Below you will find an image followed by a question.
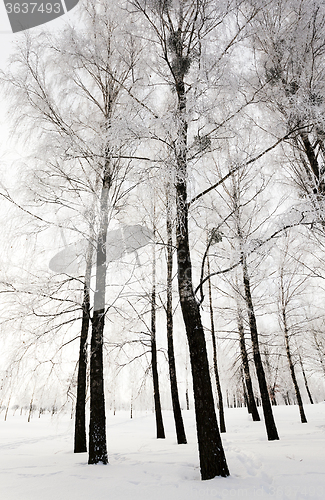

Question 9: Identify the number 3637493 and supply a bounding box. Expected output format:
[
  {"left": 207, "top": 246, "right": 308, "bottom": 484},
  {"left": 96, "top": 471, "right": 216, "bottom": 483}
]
[{"left": 5, "top": 3, "right": 62, "bottom": 14}]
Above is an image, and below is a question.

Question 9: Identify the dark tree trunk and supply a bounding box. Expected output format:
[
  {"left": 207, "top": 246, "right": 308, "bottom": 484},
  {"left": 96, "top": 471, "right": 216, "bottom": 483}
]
[
  {"left": 185, "top": 349, "right": 190, "bottom": 410},
  {"left": 88, "top": 164, "right": 110, "bottom": 465},
  {"left": 185, "top": 376, "right": 190, "bottom": 410},
  {"left": 151, "top": 232, "right": 165, "bottom": 439},
  {"left": 89, "top": 309, "right": 108, "bottom": 464},
  {"left": 282, "top": 308, "right": 307, "bottom": 423},
  {"left": 207, "top": 255, "right": 226, "bottom": 433},
  {"left": 299, "top": 352, "right": 314, "bottom": 404},
  {"left": 312, "top": 330, "right": 325, "bottom": 377},
  {"left": 263, "top": 348, "right": 278, "bottom": 406},
  {"left": 242, "top": 371, "right": 249, "bottom": 408},
  {"left": 74, "top": 247, "right": 93, "bottom": 453},
  {"left": 175, "top": 79, "right": 229, "bottom": 480},
  {"left": 242, "top": 256, "right": 279, "bottom": 441},
  {"left": 166, "top": 195, "right": 187, "bottom": 444},
  {"left": 236, "top": 304, "right": 260, "bottom": 421},
  {"left": 270, "top": 388, "right": 277, "bottom": 406},
  {"left": 299, "top": 132, "right": 321, "bottom": 183}
]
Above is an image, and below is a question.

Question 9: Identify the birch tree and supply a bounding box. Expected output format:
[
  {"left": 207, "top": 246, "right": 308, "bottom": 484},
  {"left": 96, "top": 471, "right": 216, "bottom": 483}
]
[
  {"left": 165, "top": 185, "right": 187, "bottom": 444},
  {"left": 276, "top": 233, "right": 316, "bottom": 422},
  {"left": 3, "top": 0, "right": 143, "bottom": 464},
  {"left": 128, "top": 0, "right": 259, "bottom": 479},
  {"left": 203, "top": 156, "right": 280, "bottom": 440}
]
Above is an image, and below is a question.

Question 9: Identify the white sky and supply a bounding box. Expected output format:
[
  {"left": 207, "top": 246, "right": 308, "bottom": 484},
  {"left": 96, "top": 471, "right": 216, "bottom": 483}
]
[{"left": 0, "top": 0, "right": 13, "bottom": 35}]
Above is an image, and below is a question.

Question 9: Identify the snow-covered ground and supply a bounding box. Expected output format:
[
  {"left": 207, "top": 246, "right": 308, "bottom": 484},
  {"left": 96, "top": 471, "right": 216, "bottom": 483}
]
[{"left": 0, "top": 403, "right": 324, "bottom": 500}]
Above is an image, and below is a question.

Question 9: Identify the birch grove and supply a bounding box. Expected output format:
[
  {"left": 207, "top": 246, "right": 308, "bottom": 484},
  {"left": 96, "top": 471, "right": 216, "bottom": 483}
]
[{"left": 0, "top": 0, "right": 325, "bottom": 483}]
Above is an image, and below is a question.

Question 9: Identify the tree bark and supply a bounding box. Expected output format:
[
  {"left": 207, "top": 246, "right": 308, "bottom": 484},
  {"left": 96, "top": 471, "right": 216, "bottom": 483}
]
[
  {"left": 236, "top": 304, "right": 260, "bottom": 421},
  {"left": 207, "top": 255, "right": 226, "bottom": 433},
  {"left": 74, "top": 245, "right": 93, "bottom": 453},
  {"left": 185, "top": 356, "right": 190, "bottom": 410},
  {"left": 166, "top": 194, "right": 187, "bottom": 444},
  {"left": 299, "top": 352, "right": 314, "bottom": 404},
  {"left": 175, "top": 78, "right": 229, "bottom": 479},
  {"left": 242, "top": 370, "right": 249, "bottom": 408},
  {"left": 88, "top": 162, "right": 110, "bottom": 465},
  {"left": 242, "top": 256, "right": 279, "bottom": 441},
  {"left": 299, "top": 132, "right": 321, "bottom": 184},
  {"left": 282, "top": 307, "right": 307, "bottom": 423},
  {"left": 312, "top": 330, "right": 325, "bottom": 377},
  {"left": 151, "top": 230, "right": 165, "bottom": 439},
  {"left": 263, "top": 347, "right": 278, "bottom": 406}
]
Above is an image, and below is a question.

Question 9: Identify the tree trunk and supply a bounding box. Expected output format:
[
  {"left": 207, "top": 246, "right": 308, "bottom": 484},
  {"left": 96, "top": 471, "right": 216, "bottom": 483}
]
[
  {"left": 282, "top": 308, "right": 307, "bottom": 423},
  {"left": 166, "top": 194, "right": 187, "bottom": 444},
  {"left": 299, "top": 352, "right": 314, "bottom": 404},
  {"left": 151, "top": 230, "right": 165, "bottom": 439},
  {"left": 312, "top": 330, "right": 325, "bottom": 377},
  {"left": 242, "top": 370, "right": 249, "bottom": 408},
  {"left": 88, "top": 164, "right": 110, "bottom": 465},
  {"left": 185, "top": 348, "right": 190, "bottom": 410},
  {"left": 236, "top": 304, "right": 260, "bottom": 421},
  {"left": 74, "top": 246, "right": 93, "bottom": 453},
  {"left": 175, "top": 79, "right": 229, "bottom": 480},
  {"left": 299, "top": 132, "right": 321, "bottom": 183},
  {"left": 207, "top": 255, "right": 226, "bottom": 433},
  {"left": 5, "top": 394, "right": 12, "bottom": 422},
  {"left": 242, "top": 256, "right": 279, "bottom": 441}
]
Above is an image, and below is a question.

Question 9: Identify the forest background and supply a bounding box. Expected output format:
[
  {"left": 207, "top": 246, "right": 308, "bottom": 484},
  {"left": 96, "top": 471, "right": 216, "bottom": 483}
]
[{"left": 0, "top": 0, "right": 324, "bottom": 482}]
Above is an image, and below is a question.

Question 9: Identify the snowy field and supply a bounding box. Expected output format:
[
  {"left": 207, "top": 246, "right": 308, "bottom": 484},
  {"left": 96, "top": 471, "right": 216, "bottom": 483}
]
[{"left": 0, "top": 404, "right": 324, "bottom": 500}]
